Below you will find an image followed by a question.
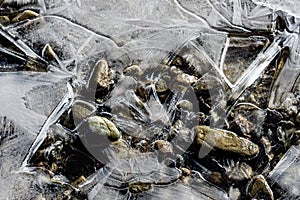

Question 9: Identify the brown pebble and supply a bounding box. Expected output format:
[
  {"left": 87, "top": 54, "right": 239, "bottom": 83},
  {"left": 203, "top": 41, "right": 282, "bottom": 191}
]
[
  {"left": 247, "top": 175, "right": 274, "bottom": 200},
  {"left": 123, "top": 64, "right": 143, "bottom": 76},
  {"left": 181, "top": 167, "right": 191, "bottom": 176},
  {"left": 155, "top": 79, "right": 168, "bottom": 93},
  {"left": 153, "top": 140, "right": 173, "bottom": 153},
  {"left": 176, "top": 100, "right": 194, "bottom": 112},
  {"left": 194, "top": 126, "right": 259, "bottom": 157},
  {"left": 129, "top": 182, "right": 152, "bottom": 193},
  {"left": 0, "top": 16, "right": 10, "bottom": 25},
  {"left": 42, "top": 44, "right": 56, "bottom": 60},
  {"left": 88, "top": 59, "right": 113, "bottom": 91},
  {"left": 12, "top": 10, "right": 39, "bottom": 23},
  {"left": 72, "top": 175, "right": 87, "bottom": 186}
]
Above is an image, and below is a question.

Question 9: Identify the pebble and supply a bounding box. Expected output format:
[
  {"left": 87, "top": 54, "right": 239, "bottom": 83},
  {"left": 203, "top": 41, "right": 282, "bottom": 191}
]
[
  {"left": 176, "top": 100, "right": 194, "bottom": 112},
  {"left": 247, "top": 175, "right": 274, "bottom": 200},
  {"left": 87, "top": 116, "right": 121, "bottom": 142},
  {"left": 194, "top": 126, "right": 259, "bottom": 157},
  {"left": 123, "top": 64, "right": 143, "bottom": 76},
  {"left": 153, "top": 140, "right": 173, "bottom": 153},
  {"left": 72, "top": 100, "right": 95, "bottom": 124},
  {"left": 0, "top": 16, "right": 10, "bottom": 25},
  {"left": 129, "top": 182, "right": 153, "bottom": 193},
  {"left": 11, "top": 10, "right": 39, "bottom": 23},
  {"left": 155, "top": 79, "right": 168, "bottom": 93},
  {"left": 88, "top": 60, "right": 113, "bottom": 91}
]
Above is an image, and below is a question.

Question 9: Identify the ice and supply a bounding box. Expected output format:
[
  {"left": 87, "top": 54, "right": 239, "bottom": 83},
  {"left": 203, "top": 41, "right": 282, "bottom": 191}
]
[
  {"left": 229, "top": 34, "right": 285, "bottom": 102},
  {"left": 269, "top": 32, "right": 300, "bottom": 109},
  {"left": 268, "top": 145, "right": 300, "bottom": 199},
  {"left": 176, "top": 0, "right": 275, "bottom": 32},
  {"left": 20, "top": 82, "right": 73, "bottom": 170},
  {"left": 87, "top": 149, "right": 181, "bottom": 199},
  {"left": 254, "top": 0, "right": 300, "bottom": 19},
  {"left": 0, "top": 115, "right": 45, "bottom": 199},
  {"left": 44, "top": 0, "right": 203, "bottom": 43},
  {"left": 1, "top": 0, "right": 300, "bottom": 199},
  {"left": 88, "top": 161, "right": 230, "bottom": 200},
  {"left": 0, "top": 72, "right": 70, "bottom": 132}
]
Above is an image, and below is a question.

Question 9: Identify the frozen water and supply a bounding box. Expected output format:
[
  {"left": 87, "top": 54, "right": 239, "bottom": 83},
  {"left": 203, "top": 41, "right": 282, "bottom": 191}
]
[
  {"left": 268, "top": 145, "right": 300, "bottom": 199},
  {"left": 254, "top": 0, "right": 300, "bottom": 19},
  {"left": 1, "top": 0, "right": 300, "bottom": 199}
]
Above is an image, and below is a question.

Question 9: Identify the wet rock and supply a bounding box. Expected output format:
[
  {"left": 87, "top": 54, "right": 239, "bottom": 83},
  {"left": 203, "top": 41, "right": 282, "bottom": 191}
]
[
  {"left": 205, "top": 171, "right": 224, "bottom": 187},
  {"left": 41, "top": 44, "right": 57, "bottom": 61},
  {"left": 153, "top": 140, "right": 173, "bottom": 154},
  {"left": 129, "top": 182, "right": 153, "bottom": 193},
  {"left": 123, "top": 64, "right": 143, "bottom": 76},
  {"left": 3, "top": 1, "right": 299, "bottom": 199},
  {"left": 11, "top": 10, "right": 39, "bottom": 23},
  {"left": 0, "top": 15, "right": 10, "bottom": 25},
  {"left": 72, "top": 175, "right": 87, "bottom": 186},
  {"left": 247, "top": 175, "right": 274, "bottom": 200},
  {"left": 175, "top": 73, "right": 197, "bottom": 86},
  {"left": 71, "top": 100, "right": 95, "bottom": 125},
  {"left": 176, "top": 100, "right": 193, "bottom": 112},
  {"left": 181, "top": 167, "right": 191, "bottom": 176},
  {"left": 155, "top": 79, "right": 168, "bottom": 93},
  {"left": 87, "top": 59, "right": 113, "bottom": 98},
  {"left": 87, "top": 116, "right": 121, "bottom": 142},
  {"left": 286, "top": 105, "right": 298, "bottom": 117},
  {"left": 194, "top": 126, "right": 259, "bottom": 157}
]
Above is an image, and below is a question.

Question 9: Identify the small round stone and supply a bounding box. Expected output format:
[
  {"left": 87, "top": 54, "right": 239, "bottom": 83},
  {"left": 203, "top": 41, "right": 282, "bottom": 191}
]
[
  {"left": 153, "top": 140, "right": 173, "bottom": 153},
  {"left": 155, "top": 79, "right": 168, "bottom": 93},
  {"left": 87, "top": 116, "right": 121, "bottom": 142},
  {"left": 123, "top": 64, "right": 143, "bottom": 76},
  {"left": 0, "top": 16, "right": 10, "bottom": 25},
  {"left": 176, "top": 100, "right": 194, "bottom": 112},
  {"left": 12, "top": 10, "right": 39, "bottom": 23}
]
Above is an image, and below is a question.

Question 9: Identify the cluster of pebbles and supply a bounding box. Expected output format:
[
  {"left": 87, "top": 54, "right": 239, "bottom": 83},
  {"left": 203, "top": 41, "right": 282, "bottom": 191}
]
[{"left": 25, "top": 52, "right": 299, "bottom": 199}]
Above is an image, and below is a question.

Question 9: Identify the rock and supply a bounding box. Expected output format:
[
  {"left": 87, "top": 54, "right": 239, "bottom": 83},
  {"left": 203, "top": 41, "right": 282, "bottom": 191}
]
[
  {"left": 71, "top": 100, "right": 95, "bottom": 126},
  {"left": 0, "top": 16, "right": 10, "bottom": 25},
  {"left": 87, "top": 116, "right": 121, "bottom": 142},
  {"left": 88, "top": 60, "right": 113, "bottom": 92},
  {"left": 123, "top": 64, "right": 143, "bottom": 76},
  {"left": 155, "top": 79, "right": 168, "bottom": 93},
  {"left": 194, "top": 126, "right": 259, "bottom": 157},
  {"left": 12, "top": 10, "right": 39, "bottom": 23},
  {"left": 176, "top": 100, "right": 193, "bottom": 112},
  {"left": 153, "top": 140, "right": 173, "bottom": 154},
  {"left": 129, "top": 182, "right": 153, "bottom": 193},
  {"left": 247, "top": 175, "right": 274, "bottom": 200}
]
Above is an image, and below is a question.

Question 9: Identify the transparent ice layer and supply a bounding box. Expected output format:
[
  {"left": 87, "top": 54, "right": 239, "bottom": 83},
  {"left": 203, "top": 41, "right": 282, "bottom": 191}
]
[
  {"left": 0, "top": 0, "right": 300, "bottom": 199},
  {"left": 268, "top": 145, "right": 300, "bottom": 199}
]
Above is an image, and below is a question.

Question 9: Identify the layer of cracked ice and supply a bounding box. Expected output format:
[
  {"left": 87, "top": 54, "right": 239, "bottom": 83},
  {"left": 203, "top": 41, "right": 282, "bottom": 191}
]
[{"left": 0, "top": 0, "right": 300, "bottom": 199}]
